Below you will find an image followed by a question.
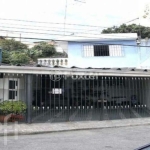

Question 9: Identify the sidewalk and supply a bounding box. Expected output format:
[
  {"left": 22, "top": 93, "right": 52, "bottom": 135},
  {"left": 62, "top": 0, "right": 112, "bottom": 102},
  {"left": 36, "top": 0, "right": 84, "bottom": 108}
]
[{"left": 1, "top": 118, "right": 150, "bottom": 136}]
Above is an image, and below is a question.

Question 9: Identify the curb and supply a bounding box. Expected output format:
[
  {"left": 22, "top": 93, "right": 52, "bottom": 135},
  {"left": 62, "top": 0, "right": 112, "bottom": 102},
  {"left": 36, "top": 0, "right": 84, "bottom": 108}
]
[{"left": 1, "top": 120, "right": 150, "bottom": 136}]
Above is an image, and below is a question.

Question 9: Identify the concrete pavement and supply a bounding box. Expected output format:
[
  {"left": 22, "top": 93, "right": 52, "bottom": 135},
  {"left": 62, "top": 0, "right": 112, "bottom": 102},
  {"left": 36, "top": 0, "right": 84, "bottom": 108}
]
[{"left": 1, "top": 118, "right": 150, "bottom": 136}]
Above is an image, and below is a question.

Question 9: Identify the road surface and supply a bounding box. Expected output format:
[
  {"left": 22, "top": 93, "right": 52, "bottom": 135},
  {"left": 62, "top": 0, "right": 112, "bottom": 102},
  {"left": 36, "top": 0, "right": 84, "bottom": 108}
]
[{"left": 0, "top": 125, "right": 150, "bottom": 150}]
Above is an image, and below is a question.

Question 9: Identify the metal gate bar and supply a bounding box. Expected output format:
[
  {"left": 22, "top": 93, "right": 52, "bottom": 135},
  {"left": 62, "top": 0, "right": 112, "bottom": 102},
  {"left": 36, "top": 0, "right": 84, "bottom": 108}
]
[{"left": 30, "top": 75, "right": 150, "bottom": 123}]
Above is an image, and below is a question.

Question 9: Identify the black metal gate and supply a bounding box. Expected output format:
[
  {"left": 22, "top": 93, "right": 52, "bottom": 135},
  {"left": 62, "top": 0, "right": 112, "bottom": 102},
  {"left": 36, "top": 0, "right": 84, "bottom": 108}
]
[{"left": 32, "top": 75, "right": 150, "bottom": 123}]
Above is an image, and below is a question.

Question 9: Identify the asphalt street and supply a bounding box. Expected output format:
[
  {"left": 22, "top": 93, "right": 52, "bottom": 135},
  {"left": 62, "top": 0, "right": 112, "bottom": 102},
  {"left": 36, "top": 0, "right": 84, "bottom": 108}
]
[{"left": 0, "top": 125, "right": 150, "bottom": 150}]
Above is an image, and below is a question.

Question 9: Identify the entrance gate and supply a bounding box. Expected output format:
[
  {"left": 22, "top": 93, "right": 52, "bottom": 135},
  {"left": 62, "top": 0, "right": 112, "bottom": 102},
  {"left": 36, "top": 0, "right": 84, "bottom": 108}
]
[{"left": 32, "top": 74, "right": 150, "bottom": 123}]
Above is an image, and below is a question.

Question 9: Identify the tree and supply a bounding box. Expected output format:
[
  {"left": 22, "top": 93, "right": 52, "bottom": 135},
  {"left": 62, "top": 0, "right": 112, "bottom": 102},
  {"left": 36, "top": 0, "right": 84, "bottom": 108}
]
[
  {"left": 2, "top": 50, "right": 10, "bottom": 64},
  {"left": 10, "top": 52, "right": 30, "bottom": 65},
  {"left": 0, "top": 39, "right": 29, "bottom": 64},
  {"left": 32, "top": 42, "right": 56, "bottom": 58},
  {"left": 102, "top": 24, "right": 150, "bottom": 38},
  {"left": 51, "top": 51, "right": 68, "bottom": 58},
  {"left": 0, "top": 39, "right": 67, "bottom": 65},
  {"left": 24, "top": 49, "right": 42, "bottom": 61},
  {"left": 0, "top": 39, "right": 30, "bottom": 65},
  {"left": 0, "top": 39, "right": 28, "bottom": 51}
]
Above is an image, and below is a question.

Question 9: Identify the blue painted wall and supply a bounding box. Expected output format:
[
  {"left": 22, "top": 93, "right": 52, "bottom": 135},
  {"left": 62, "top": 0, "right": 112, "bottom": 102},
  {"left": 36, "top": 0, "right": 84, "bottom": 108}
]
[
  {"left": 68, "top": 40, "right": 139, "bottom": 68},
  {"left": 139, "top": 40, "right": 150, "bottom": 63}
]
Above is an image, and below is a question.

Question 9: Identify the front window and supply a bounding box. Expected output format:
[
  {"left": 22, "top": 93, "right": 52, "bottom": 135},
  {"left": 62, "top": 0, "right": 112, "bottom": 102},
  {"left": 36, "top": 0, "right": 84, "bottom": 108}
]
[
  {"left": 83, "top": 45, "right": 124, "bottom": 57},
  {"left": 9, "top": 80, "right": 18, "bottom": 100}
]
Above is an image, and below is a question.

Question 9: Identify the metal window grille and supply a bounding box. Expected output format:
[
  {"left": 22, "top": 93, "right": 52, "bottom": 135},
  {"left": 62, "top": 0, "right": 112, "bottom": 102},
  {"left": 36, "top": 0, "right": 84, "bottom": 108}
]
[
  {"left": 83, "top": 45, "right": 124, "bottom": 57},
  {"left": 9, "top": 80, "right": 18, "bottom": 100}
]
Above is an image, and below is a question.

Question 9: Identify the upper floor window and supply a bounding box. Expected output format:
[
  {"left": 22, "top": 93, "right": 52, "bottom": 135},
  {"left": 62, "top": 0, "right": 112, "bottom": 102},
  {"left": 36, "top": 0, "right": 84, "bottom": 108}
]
[{"left": 83, "top": 45, "right": 124, "bottom": 57}]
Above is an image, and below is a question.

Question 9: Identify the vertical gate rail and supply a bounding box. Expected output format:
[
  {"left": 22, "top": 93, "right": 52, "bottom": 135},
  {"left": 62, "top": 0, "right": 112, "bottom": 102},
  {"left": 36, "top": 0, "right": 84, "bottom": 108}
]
[
  {"left": 30, "top": 74, "right": 150, "bottom": 123},
  {"left": 1, "top": 73, "right": 150, "bottom": 123}
]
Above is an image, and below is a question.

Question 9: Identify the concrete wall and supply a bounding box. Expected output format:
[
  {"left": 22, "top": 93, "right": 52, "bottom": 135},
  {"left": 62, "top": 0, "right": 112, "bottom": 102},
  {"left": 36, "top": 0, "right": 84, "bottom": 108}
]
[{"left": 68, "top": 40, "right": 139, "bottom": 68}]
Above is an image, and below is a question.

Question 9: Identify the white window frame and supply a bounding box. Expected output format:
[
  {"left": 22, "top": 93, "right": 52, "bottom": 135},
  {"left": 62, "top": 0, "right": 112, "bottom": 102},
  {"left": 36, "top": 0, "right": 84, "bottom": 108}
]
[
  {"left": 83, "top": 45, "right": 94, "bottom": 57},
  {"left": 109, "top": 45, "right": 123, "bottom": 56},
  {"left": 8, "top": 79, "right": 19, "bottom": 100}
]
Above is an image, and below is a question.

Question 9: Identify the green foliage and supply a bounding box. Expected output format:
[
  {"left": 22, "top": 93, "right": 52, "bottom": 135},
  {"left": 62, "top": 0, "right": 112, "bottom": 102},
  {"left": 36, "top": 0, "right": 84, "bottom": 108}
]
[
  {"left": 0, "top": 39, "right": 29, "bottom": 65},
  {"left": 32, "top": 42, "right": 56, "bottom": 58},
  {"left": 0, "top": 39, "right": 67, "bottom": 65},
  {"left": 2, "top": 50, "right": 10, "bottom": 64},
  {"left": 102, "top": 24, "right": 150, "bottom": 38},
  {"left": 52, "top": 52, "right": 68, "bottom": 58},
  {"left": 0, "top": 39, "right": 27, "bottom": 51},
  {"left": 10, "top": 52, "right": 30, "bottom": 65},
  {"left": 24, "top": 49, "right": 42, "bottom": 61},
  {"left": 0, "top": 100, "right": 27, "bottom": 114}
]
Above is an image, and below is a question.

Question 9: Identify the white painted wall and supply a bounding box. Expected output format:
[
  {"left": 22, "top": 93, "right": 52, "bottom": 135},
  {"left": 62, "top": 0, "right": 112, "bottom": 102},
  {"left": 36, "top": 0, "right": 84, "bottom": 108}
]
[{"left": 0, "top": 75, "right": 25, "bottom": 102}]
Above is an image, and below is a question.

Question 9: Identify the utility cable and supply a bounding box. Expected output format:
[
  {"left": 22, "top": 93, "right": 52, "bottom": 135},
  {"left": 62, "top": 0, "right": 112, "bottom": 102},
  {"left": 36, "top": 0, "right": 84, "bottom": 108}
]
[
  {"left": 0, "top": 22, "right": 104, "bottom": 32},
  {"left": 2, "top": 35, "right": 150, "bottom": 47},
  {"left": 0, "top": 25, "right": 114, "bottom": 36},
  {"left": 0, "top": 28, "right": 139, "bottom": 39},
  {"left": 0, "top": 18, "right": 109, "bottom": 28}
]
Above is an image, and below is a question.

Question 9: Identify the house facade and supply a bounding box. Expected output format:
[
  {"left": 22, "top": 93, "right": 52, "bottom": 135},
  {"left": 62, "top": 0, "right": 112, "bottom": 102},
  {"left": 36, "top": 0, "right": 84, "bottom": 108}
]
[
  {"left": 67, "top": 39, "right": 138, "bottom": 68},
  {"left": 1, "top": 34, "right": 150, "bottom": 123},
  {"left": 38, "top": 33, "right": 150, "bottom": 69},
  {"left": 0, "top": 66, "right": 150, "bottom": 123}
]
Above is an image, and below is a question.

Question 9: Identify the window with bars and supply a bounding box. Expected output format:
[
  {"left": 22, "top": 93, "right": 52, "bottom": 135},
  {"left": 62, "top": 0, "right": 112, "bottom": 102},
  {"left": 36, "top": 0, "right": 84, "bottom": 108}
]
[
  {"left": 9, "top": 91, "right": 17, "bottom": 99},
  {"left": 83, "top": 45, "right": 123, "bottom": 57},
  {"left": 9, "top": 80, "right": 18, "bottom": 100}
]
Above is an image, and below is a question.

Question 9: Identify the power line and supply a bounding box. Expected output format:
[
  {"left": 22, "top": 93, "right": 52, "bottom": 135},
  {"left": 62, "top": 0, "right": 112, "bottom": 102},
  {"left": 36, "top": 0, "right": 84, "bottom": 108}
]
[
  {"left": 0, "top": 25, "right": 106, "bottom": 36},
  {"left": 3, "top": 35, "right": 150, "bottom": 47},
  {"left": 0, "top": 25, "right": 138, "bottom": 38},
  {"left": 0, "top": 22, "right": 103, "bottom": 32},
  {"left": 0, "top": 28, "right": 104, "bottom": 38},
  {"left": 125, "top": 17, "right": 139, "bottom": 24},
  {"left": 0, "top": 28, "right": 138, "bottom": 39},
  {"left": 0, "top": 18, "right": 109, "bottom": 28},
  {"left": 115, "top": 17, "right": 139, "bottom": 27}
]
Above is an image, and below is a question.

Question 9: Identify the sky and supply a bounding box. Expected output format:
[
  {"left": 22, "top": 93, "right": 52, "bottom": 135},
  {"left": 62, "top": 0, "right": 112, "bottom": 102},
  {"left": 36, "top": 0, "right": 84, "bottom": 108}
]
[{"left": 0, "top": 0, "right": 149, "bottom": 43}]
